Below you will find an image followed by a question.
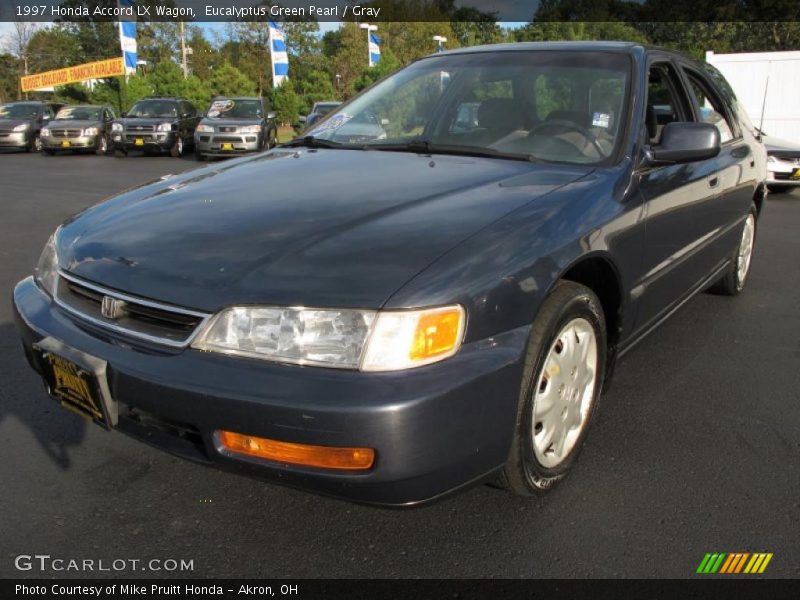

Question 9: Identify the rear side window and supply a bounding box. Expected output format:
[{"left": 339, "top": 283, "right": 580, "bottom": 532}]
[
  {"left": 683, "top": 69, "right": 737, "bottom": 143},
  {"left": 644, "top": 62, "right": 691, "bottom": 145}
]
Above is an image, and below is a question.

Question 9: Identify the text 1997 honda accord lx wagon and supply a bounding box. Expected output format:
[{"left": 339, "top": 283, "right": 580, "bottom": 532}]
[{"left": 14, "top": 43, "right": 766, "bottom": 506}]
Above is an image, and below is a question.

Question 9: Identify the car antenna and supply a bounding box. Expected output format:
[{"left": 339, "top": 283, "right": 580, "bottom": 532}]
[{"left": 757, "top": 62, "right": 770, "bottom": 141}]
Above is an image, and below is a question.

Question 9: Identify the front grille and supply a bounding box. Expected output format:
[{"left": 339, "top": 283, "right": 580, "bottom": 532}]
[
  {"left": 773, "top": 171, "right": 800, "bottom": 181},
  {"left": 127, "top": 125, "right": 156, "bottom": 132},
  {"left": 126, "top": 133, "right": 155, "bottom": 141},
  {"left": 770, "top": 152, "right": 800, "bottom": 163},
  {"left": 218, "top": 126, "right": 238, "bottom": 133},
  {"left": 213, "top": 136, "right": 242, "bottom": 143},
  {"left": 52, "top": 129, "right": 82, "bottom": 138},
  {"left": 54, "top": 271, "right": 210, "bottom": 348}
]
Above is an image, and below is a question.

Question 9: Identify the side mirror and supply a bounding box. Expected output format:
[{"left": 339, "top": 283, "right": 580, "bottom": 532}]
[
  {"left": 266, "top": 111, "right": 277, "bottom": 120},
  {"left": 298, "top": 115, "right": 307, "bottom": 124},
  {"left": 649, "top": 122, "right": 721, "bottom": 165}
]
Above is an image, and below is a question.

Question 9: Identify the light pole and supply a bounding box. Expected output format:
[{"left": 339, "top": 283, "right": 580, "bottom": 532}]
[
  {"left": 359, "top": 23, "right": 378, "bottom": 67},
  {"left": 432, "top": 35, "right": 447, "bottom": 53}
]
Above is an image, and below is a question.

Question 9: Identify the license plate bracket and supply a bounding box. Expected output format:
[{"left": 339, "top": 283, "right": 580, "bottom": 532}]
[{"left": 33, "top": 338, "right": 118, "bottom": 429}]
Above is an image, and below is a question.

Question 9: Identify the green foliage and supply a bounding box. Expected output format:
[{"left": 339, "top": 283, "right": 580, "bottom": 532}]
[
  {"left": 271, "top": 79, "right": 301, "bottom": 125},
  {"left": 513, "top": 21, "right": 648, "bottom": 44},
  {"left": 90, "top": 75, "right": 152, "bottom": 113},
  {"left": 0, "top": 54, "right": 21, "bottom": 102},
  {"left": 295, "top": 70, "right": 337, "bottom": 115},
  {"left": 209, "top": 63, "right": 257, "bottom": 98},
  {"left": 354, "top": 47, "right": 402, "bottom": 93}
]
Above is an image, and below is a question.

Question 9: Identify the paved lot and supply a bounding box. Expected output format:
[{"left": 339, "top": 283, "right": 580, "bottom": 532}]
[{"left": 0, "top": 150, "right": 798, "bottom": 579}]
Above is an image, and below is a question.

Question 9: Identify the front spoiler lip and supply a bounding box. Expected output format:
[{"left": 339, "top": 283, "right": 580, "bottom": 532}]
[{"left": 12, "top": 276, "right": 528, "bottom": 506}]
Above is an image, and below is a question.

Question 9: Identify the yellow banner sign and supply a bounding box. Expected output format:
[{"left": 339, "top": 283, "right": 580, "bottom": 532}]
[{"left": 20, "top": 57, "right": 125, "bottom": 92}]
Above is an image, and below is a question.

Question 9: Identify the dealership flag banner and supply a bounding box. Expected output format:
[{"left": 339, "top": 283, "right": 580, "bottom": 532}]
[
  {"left": 117, "top": 0, "right": 137, "bottom": 74},
  {"left": 369, "top": 32, "right": 382, "bottom": 66},
  {"left": 269, "top": 21, "right": 288, "bottom": 87}
]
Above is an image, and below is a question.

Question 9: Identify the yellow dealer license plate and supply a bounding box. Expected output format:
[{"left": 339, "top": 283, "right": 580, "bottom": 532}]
[
  {"left": 792, "top": 168, "right": 800, "bottom": 179},
  {"left": 134, "top": 138, "right": 144, "bottom": 146},
  {"left": 33, "top": 341, "right": 117, "bottom": 429},
  {"left": 60, "top": 140, "right": 71, "bottom": 148},
  {"left": 221, "top": 143, "right": 233, "bottom": 151}
]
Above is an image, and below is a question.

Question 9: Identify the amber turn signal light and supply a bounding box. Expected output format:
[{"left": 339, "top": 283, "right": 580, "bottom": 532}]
[
  {"left": 217, "top": 430, "right": 375, "bottom": 471},
  {"left": 409, "top": 307, "right": 464, "bottom": 362}
]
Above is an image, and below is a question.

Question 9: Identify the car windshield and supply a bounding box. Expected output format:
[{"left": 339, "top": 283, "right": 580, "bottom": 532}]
[
  {"left": 55, "top": 106, "right": 102, "bottom": 121},
  {"left": 302, "top": 50, "right": 631, "bottom": 164},
  {"left": 127, "top": 100, "right": 178, "bottom": 118},
  {"left": 315, "top": 103, "right": 339, "bottom": 116},
  {"left": 206, "top": 99, "right": 262, "bottom": 119},
  {"left": 0, "top": 104, "right": 40, "bottom": 119}
]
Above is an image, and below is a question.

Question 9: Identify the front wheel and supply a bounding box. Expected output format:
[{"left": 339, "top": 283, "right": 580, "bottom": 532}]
[
  {"left": 27, "top": 134, "right": 41, "bottom": 153},
  {"left": 499, "top": 281, "right": 606, "bottom": 495},
  {"left": 170, "top": 135, "right": 184, "bottom": 158},
  {"left": 709, "top": 204, "right": 757, "bottom": 296}
]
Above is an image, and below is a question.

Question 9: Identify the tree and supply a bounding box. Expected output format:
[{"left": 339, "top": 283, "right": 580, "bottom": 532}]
[
  {"left": 271, "top": 79, "right": 300, "bottom": 125},
  {"left": 91, "top": 75, "right": 152, "bottom": 113},
  {"left": 354, "top": 47, "right": 402, "bottom": 93},
  {"left": 8, "top": 20, "right": 39, "bottom": 97},
  {"left": 0, "top": 54, "right": 21, "bottom": 102},
  {"left": 209, "top": 63, "right": 257, "bottom": 98}
]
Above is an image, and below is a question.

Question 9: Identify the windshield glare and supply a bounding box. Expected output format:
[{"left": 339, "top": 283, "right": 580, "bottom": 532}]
[
  {"left": 206, "top": 99, "right": 262, "bottom": 119},
  {"left": 55, "top": 106, "right": 101, "bottom": 121},
  {"left": 305, "top": 51, "right": 630, "bottom": 164},
  {"left": 0, "top": 104, "right": 40, "bottom": 119},
  {"left": 127, "top": 101, "right": 178, "bottom": 118}
]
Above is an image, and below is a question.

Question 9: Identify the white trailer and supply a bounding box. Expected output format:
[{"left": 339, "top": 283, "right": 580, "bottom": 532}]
[{"left": 706, "top": 50, "right": 800, "bottom": 144}]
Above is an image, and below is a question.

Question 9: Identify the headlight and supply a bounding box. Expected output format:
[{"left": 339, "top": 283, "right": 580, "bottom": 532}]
[
  {"left": 82, "top": 127, "right": 98, "bottom": 136},
  {"left": 40, "top": 128, "right": 50, "bottom": 137},
  {"left": 111, "top": 123, "right": 123, "bottom": 132},
  {"left": 157, "top": 122, "right": 173, "bottom": 132},
  {"left": 196, "top": 124, "right": 214, "bottom": 133},
  {"left": 193, "top": 305, "right": 465, "bottom": 371},
  {"left": 239, "top": 125, "right": 262, "bottom": 133},
  {"left": 13, "top": 123, "right": 30, "bottom": 132},
  {"left": 35, "top": 233, "right": 59, "bottom": 297}
]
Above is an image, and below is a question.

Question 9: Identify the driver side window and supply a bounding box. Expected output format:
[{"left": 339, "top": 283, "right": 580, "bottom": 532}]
[{"left": 645, "top": 63, "right": 691, "bottom": 145}]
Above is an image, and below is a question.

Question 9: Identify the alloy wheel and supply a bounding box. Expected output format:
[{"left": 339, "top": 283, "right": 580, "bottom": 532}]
[{"left": 736, "top": 214, "right": 755, "bottom": 289}]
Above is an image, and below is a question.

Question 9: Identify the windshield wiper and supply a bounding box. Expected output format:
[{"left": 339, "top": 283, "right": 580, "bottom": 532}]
[
  {"left": 280, "top": 136, "right": 352, "bottom": 150},
  {"left": 365, "top": 140, "right": 538, "bottom": 163}
]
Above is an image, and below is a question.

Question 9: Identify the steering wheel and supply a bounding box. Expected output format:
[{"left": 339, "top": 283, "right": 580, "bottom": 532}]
[{"left": 528, "top": 120, "right": 607, "bottom": 158}]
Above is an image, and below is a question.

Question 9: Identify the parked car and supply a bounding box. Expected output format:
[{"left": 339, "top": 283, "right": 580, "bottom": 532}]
[
  {"left": 41, "top": 104, "right": 116, "bottom": 155},
  {"left": 296, "top": 101, "right": 341, "bottom": 133},
  {"left": 111, "top": 96, "right": 199, "bottom": 157},
  {"left": 757, "top": 130, "right": 800, "bottom": 193},
  {"left": 0, "top": 101, "right": 63, "bottom": 152},
  {"left": 194, "top": 97, "right": 277, "bottom": 160},
  {"left": 14, "top": 42, "right": 767, "bottom": 506}
]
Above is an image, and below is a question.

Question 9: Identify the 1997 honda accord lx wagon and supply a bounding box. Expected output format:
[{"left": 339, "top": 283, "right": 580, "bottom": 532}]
[{"left": 14, "top": 42, "right": 767, "bottom": 506}]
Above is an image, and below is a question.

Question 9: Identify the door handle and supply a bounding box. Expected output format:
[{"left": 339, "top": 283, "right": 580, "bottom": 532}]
[{"left": 708, "top": 176, "right": 719, "bottom": 189}]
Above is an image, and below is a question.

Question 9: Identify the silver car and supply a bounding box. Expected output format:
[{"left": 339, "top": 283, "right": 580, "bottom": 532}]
[
  {"left": 194, "top": 97, "right": 277, "bottom": 160},
  {"left": 41, "top": 105, "right": 116, "bottom": 155}
]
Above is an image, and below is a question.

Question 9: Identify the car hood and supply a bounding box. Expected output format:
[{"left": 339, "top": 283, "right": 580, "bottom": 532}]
[
  {"left": 47, "top": 119, "right": 101, "bottom": 129},
  {"left": 0, "top": 118, "right": 34, "bottom": 129},
  {"left": 201, "top": 118, "right": 261, "bottom": 128},
  {"left": 57, "top": 149, "right": 591, "bottom": 311},
  {"left": 762, "top": 134, "right": 800, "bottom": 155},
  {"left": 119, "top": 117, "right": 175, "bottom": 128}
]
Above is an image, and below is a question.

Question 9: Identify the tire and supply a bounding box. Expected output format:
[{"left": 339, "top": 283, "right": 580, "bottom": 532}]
[
  {"left": 194, "top": 148, "right": 205, "bottom": 161},
  {"left": 42, "top": 149, "right": 55, "bottom": 156},
  {"left": 265, "top": 130, "right": 277, "bottom": 150},
  {"left": 27, "top": 134, "right": 41, "bottom": 153},
  {"left": 114, "top": 148, "right": 127, "bottom": 158},
  {"left": 170, "top": 135, "right": 184, "bottom": 158},
  {"left": 95, "top": 135, "right": 108, "bottom": 156},
  {"left": 708, "top": 203, "right": 758, "bottom": 296},
  {"left": 499, "top": 280, "right": 607, "bottom": 495}
]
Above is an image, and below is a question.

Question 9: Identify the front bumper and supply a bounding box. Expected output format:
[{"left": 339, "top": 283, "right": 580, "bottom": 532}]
[
  {"left": 194, "top": 133, "right": 260, "bottom": 156},
  {"left": 13, "top": 276, "right": 527, "bottom": 506},
  {"left": 42, "top": 135, "right": 98, "bottom": 150},
  {"left": 767, "top": 157, "right": 800, "bottom": 186},
  {"left": 112, "top": 131, "right": 175, "bottom": 151},
  {"left": 0, "top": 131, "right": 29, "bottom": 148}
]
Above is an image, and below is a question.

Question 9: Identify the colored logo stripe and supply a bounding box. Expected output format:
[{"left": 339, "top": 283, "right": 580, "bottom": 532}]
[{"left": 697, "top": 553, "right": 773, "bottom": 574}]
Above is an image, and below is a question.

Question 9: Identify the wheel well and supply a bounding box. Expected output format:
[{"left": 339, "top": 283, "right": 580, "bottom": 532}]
[{"left": 561, "top": 257, "right": 622, "bottom": 348}]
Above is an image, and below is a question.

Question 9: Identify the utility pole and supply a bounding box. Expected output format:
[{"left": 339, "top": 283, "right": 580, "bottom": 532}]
[{"left": 180, "top": 21, "right": 188, "bottom": 78}]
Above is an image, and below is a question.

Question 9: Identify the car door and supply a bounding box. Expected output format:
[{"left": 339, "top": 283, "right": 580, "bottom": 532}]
[
  {"left": 678, "top": 63, "right": 756, "bottom": 262},
  {"left": 633, "top": 57, "right": 726, "bottom": 333}
]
